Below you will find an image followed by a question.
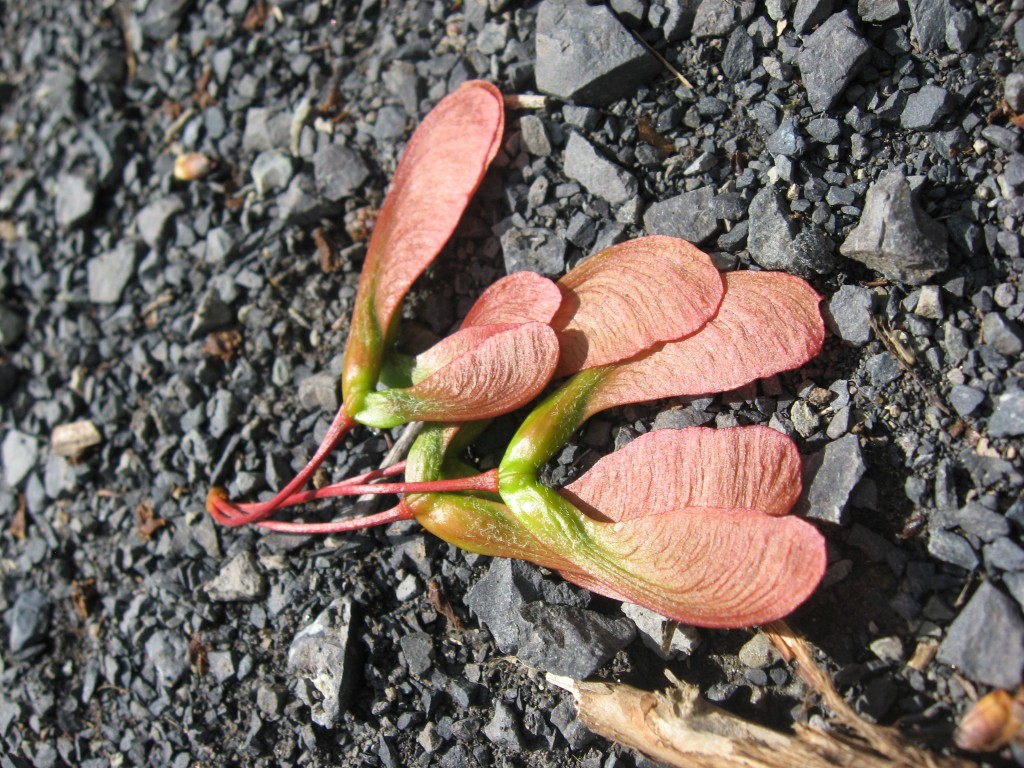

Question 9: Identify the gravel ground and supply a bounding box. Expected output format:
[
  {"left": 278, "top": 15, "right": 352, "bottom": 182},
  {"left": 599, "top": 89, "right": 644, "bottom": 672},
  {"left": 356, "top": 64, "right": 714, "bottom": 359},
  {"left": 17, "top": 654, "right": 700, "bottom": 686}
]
[{"left": 2, "top": 0, "right": 1024, "bottom": 766}]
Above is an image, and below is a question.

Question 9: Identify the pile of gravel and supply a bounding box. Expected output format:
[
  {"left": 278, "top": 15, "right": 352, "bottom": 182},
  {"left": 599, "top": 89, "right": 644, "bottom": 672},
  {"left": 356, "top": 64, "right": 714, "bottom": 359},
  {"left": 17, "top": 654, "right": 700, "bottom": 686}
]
[{"left": 1, "top": 0, "right": 1022, "bottom": 765}]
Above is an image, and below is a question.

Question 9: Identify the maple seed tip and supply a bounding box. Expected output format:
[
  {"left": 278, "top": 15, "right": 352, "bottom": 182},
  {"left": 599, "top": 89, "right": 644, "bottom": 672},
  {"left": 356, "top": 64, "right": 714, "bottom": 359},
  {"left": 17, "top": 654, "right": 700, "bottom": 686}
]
[{"left": 205, "top": 487, "right": 229, "bottom": 516}]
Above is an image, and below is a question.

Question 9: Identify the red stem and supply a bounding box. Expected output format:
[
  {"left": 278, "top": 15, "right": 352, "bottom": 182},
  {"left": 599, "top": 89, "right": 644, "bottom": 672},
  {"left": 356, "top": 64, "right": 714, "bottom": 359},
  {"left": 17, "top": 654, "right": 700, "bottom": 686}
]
[
  {"left": 209, "top": 408, "right": 357, "bottom": 526},
  {"left": 272, "top": 468, "right": 500, "bottom": 510},
  {"left": 255, "top": 501, "right": 413, "bottom": 534}
]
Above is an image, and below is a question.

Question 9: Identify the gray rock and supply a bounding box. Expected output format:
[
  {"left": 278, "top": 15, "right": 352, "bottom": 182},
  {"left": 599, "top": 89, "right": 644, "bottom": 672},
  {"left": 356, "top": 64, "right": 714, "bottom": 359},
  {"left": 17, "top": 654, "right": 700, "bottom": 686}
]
[
  {"left": 206, "top": 226, "right": 237, "bottom": 264},
  {"left": 722, "top": 26, "right": 755, "bottom": 80},
  {"left": 298, "top": 372, "right": 339, "bottom": 413},
  {"left": 989, "top": 390, "right": 1024, "bottom": 438},
  {"left": 563, "top": 133, "right": 638, "bottom": 205},
  {"left": 483, "top": 701, "right": 524, "bottom": 749},
  {"left": 145, "top": 629, "right": 188, "bottom": 688},
  {"left": 139, "top": 0, "right": 194, "bottom": 40},
  {"left": 796, "top": 12, "right": 871, "bottom": 112},
  {"left": 535, "top": 0, "right": 659, "bottom": 106},
  {"left": 1005, "top": 73, "right": 1024, "bottom": 115},
  {"left": 372, "top": 105, "right": 407, "bottom": 142},
  {"left": 278, "top": 173, "right": 342, "bottom": 224},
  {"left": 242, "top": 107, "right": 291, "bottom": 154},
  {"left": 643, "top": 187, "right": 717, "bottom": 244},
  {"left": 738, "top": 633, "right": 777, "bottom": 668},
  {"left": 500, "top": 226, "right": 566, "bottom": 276},
  {"left": 691, "top": 0, "right": 737, "bottom": 38},
  {"left": 985, "top": 538, "right": 1024, "bottom": 572},
  {"left": 287, "top": 598, "right": 356, "bottom": 726},
  {"left": 948, "top": 384, "right": 985, "bottom": 418},
  {"left": 519, "top": 115, "right": 552, "bottom": 157},
  {"left": 7, "top": 589, "right": 50, "bottom": 656},
  {"left": 982, "top": 125, "right": 1022, "bottom": 153},
  {"left": 793, "top": 0, "right": 834, "bottom": 33},
  {"left": 981, "top": 312, "right": 1024, "bottom": 356},
  {"left": 55, "top": 171, "right": 96, "bottom": 229},
  {"left": 797, "top": 433, "right": 866, "bottom": 525},
  {"left": 516, "top": 602, "right": 635, "bottom": 678},
  {"left": 314, "top": 144, "right": 370, "bottom": 202},
  {"left": 88, "top": 240, "right": 141, "bottom": 303},
  {"left": 747, "top": 187, "right": 832, "bottom": 276},
  {"left": 927, "top": 529, "right": 978, "bottom": 570},
  {"left": 189, "top": 289, "right": 233, "bottom": 339},
  {"left": 208, "top": 390, "right": 240, "bottom": 440},
  {"left": 857, "top": 0, "right": 900, "bottom": 22},
  {"left": 901, "top": 85, "right": 954, "bottom": 131},
  {"left": 550, "top": 697, "right": 596, "bottom": 750},
  {"left": 807, "top": 116, "right": 841, "bottom": 143},
  {"left": 866, "top": 352, "right": 902, "bottom": 387},
  {"left": 620, "top": 602, "right": 700, "bottom": 659},
  {"left": 251, "top": 150, "right": 295, "bottom": 196},
  {"left": 824, "top": 285, "right": 873, "bottom": 345},
  {"left": 907, "top": 0, "right": 951, "bottom": 53},
  {"left": 767, "top": 118, "right": 806, "bottom": 157},
  {"left": 399, "top": 632, "right": 434, "bottom": 676},
  {"left": 475, "top": 21, "right": 509, "bottom": 55},
  {"left": 137, "top": 196, "right": 185, "bottom": 249},
  {"left": 201, "top": 551, "right": 267, "bottom": 602},
  {"left": 839, "top": 172, "right": 949, "bottom": 285},
  {"left": 946, "top": 9, "right": 977, "bottom": 53},
  {"left": 467, "top": 559, "right": 543, "bottom": 653},
  {"left": 2, "top": 429, "right": 39, "bottom": 487},
  {"left": 0, "top": 304, "right": 25, "bottom": 346},
  {"left": 937, "top": 582, "right": 1024, "bottom": 688}
]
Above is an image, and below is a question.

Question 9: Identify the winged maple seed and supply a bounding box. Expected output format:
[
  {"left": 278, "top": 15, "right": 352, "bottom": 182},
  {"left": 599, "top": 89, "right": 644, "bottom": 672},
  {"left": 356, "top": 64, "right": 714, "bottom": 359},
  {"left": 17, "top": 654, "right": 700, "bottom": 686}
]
[{"left": 205, "top": 79, "right": 829, "bottom": 628}]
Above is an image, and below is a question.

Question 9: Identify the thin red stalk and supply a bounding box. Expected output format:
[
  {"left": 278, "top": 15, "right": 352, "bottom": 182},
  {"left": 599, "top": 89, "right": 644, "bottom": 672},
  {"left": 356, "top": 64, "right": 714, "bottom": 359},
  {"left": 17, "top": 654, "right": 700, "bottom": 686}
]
[
  {"left": 209, "top": 408, "right": 357, "bottom": 526},
  {"left": 255, "top": 502, "right": 413, "bottom": 534},
  {"left": 272, "top": 469, "right": 500, "bottom": 510}
]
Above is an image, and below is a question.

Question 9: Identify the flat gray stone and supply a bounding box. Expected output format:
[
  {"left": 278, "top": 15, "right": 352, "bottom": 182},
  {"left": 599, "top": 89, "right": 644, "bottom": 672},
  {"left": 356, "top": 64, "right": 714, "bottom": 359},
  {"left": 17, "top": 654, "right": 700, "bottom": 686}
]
[
  {"left": 948, "top": 384, "right": 985, "bottom": 418},
  {"left": 691, "top": 0, "right": 737, "bottom": 38},
  {"left": 643, "top": 186, "right": 717, "bottom": 244},
  {"left": 563, "top": 133, "right": 638, "bottom": 205},
  {"left": 989, "top": 390, "right": 1024, "bottom": 438},
  {"left": 500, "top": 226, "right": 566, "bottom": 276},
  {"left": 927, "top": 529, "right": 978, "bottom": 570},
  {"left": 794, "top": 0, "right": 834, "bottom": 33},
  {"left": 839, "top": 172, "right": 949, "bottom": 285},
  {"left": 55, "top": 171, "right": 96, "bottom": 229},
  {"left": 937, "top": 582, "right": 1024, "bottom": 688},
  {"left": 901, "top": 85, "right": 955, "bottom": 131},
  {"left": 858, "top": 0, "right": 900, "bottom": 22},
  {"left": 823, "top": 285, "right": 873, "bottom": 345},
  {"left": 137, "top": 196, "right": 185, "bottom": 249},
  {"left": 516, "top": 602, "right": 636, "bottom": 678},
  {"left": 287, "top": 598, "right": 356, "bottom": 726},
  {"left": 314, "top": 144, "right": 370, "bottom": 202},
  {"left": 251, "top": 150, "right": 295, "bottom": 196},
  {"left": 2, "top": 429, "right": 38, "bottom": 487},
  {"left": 721, "top": 26, "right": 755, "bottom": 80},
  {"left": 535, "top": 0, "right": 659, "bottom": 106},
  {"left": 748, "top": 187, "right": 834, "bottom": 276},
  {"left": 189, "top": 289, "right": 233, "bottom": 339},
  {"left": 0, "top": 304, "right": 25, "bottom": 346},
  {"left": 7, "top": 589, "right": 50, "bottom": 656},
  {"left": 145, "top": 629, "right": 188, "bottom": 688},
  {"left": 907, "top": 0, "right": 952, "bottom": 52},
  {"left": 981, "top": 312, "right": 1024, "bottom": 356},
  {"left": 797, "top": 433, "right": 866, "bottom": 525},
  {"left": 201, "top": 551, "right": 267, "bottom": 602},
  {"left": 796, "top": 12, "right": 871, "bottom": 112},
  {"left": 88, "top": 240, "right": 141, "bottom": 304},
  {"left": 519, "top": 115, "right": 552, "bottom": 157}
]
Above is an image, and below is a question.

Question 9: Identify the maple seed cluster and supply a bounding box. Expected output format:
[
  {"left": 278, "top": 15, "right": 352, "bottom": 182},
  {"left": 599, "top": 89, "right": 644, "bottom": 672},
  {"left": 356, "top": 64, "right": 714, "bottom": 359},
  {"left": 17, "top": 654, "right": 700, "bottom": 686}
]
[{"left": 206, "top": 81, "right": 827, "bottom": 628}]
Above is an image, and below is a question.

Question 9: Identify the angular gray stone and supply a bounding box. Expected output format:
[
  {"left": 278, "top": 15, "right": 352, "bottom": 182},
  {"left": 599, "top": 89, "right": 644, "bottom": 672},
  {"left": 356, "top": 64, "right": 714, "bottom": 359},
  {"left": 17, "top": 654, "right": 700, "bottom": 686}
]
[
  {"left": 767, "top": 118, "right": 806, "bottom": 157},
  {"left": 55, "top": 171, "right": 96, "bottom": 229},
  {"left": 139, "top": 0, "right": 194, "bottom": 40},
  {"left": 483, "top": 701, "right": 525, "bottom": 750},
  {"left": 796, "top": 12, "right": 871, "bottom": 112},
  {"left": 205, "top": 226, "right": 237, "bottom": 263},
  {"left": 839, "top": 172, "right": 949, "bottom": 285},
  {"left": 201, "top": 551, "right": 267, "bottom": 602},
  {"left": 797, "top": 433, "right": 866, "bottom": 525},
  {"left": 927, "top": 529, "right": 978, "bottom": 570},
  {"left": 946, "top": 8, "right": 977, "bottom": 53},
  {"left": 399, "top": 632, "right": 433, "bottom": 676},
  {"left": 7, "top": 589, "right": 50, "bottom": 656},
  {"left": 535, "top": 0, "right": 660, "bottom": 106},
  {"left": 314, "top": 144, "right": 370, "bottom": 202},
  {"left": 2, "top": 430, "right": 38, "bottom": 487},
  {"left": 985, "top": 538, "right": 1024, "bottom": 572},
  {"left": 866, "top": 351, "right": 902, "bottom": 387},
  {"left": 288, "top": 598, "right": 355, "bottom": 726},
  {"left": 145, "top": 629, "right": 188, "bottom": 688},
  {"left": 88, "top": 240, "right": 141, "bottom": 303},
  {"left": 189, "top": 289, "right": 233, "bottom": 339},
  {"left": 937, "top": 582, "right": 1024, "bottom": 688},
  {"left": 981, "top": 312, "right": 1024, "bottom": 356},
  {"left": 793, "top": 0, "right": 834, "bottom": 33},
  {"left": 251, "top": 150, "right": 295, "bottom": 196},
  {"left": 137, "top": 196, "right": 185, "bottom": 249},
  {"left": 747, "top": 187, "right": 833, "bottom": 276},
  {"left": 691, "top": 0, "right": 737, "bottom": 38},
  {"left": 620, "top": 602, "right": 700, "bottom": 659},
  {"left": 907, "top": 0, "right": 951, "bottom": 53},
  {"left": 563, "top": 133, "right": 638, "bottom": 205},
  {"left": 515, "top": 603, "right": 636, "bottom": 678},
  {"left": 722, "top": 26, "right": 755, "bottom": 80},
  {"left": 823, "top": 285, "right": 873, "bottom": 345},
  {"left": 901, "top": 85, "right": 955, "bottom": 131},
  {"left": 989, "top": 390, "right": 1024, "bottom": 438},
  {"left": 1005, "top": 72, "right": 1024, "bottom": 115},
  {"left": 0, "top": 304, "right": 25, "bottom": 346},
  {"left": 643, "top": 187, "right": 717, "bottom": 244},
  {"left": 857, "top": 0, "right": 899, "bottom": 22},
  {"left": 948, "top": 384, "right": 985, "bottom": 418},
  {"left": 298, "top": 371, "right": 339, "bottom": 413},
  {"left": 500, "top": 226, "right": 566, "bottom": 276},
  {"left": 519, "top": 115, "right": 552, "bottom": 157}
]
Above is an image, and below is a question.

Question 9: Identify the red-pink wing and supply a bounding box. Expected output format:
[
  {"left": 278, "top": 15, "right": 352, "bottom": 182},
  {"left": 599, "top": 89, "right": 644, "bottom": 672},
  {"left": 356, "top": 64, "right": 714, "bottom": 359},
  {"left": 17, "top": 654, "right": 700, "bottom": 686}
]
[
  {"left": 552, "top": 236, "right": 724, "bottom": 376},
  {"left": 362, "top": 80, "right": 505, "bottom": 335},
  {"left": 585, "top": 271, "right": 824, "bottom": 416},
  {"left": 562, "top": 426, "right": 802, "bottom": 520},
  {"left": 570, "top": 507, "right": 826, "bottom": 628},
  {"left": 388, "top": 322, "right": 558, "bottom": 421},
  {"left": 411, "top": 324, "right": 515, "bottom": 384},
  {"left": 461, "top": 272, "right": 564, "bottom": 328}
]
